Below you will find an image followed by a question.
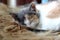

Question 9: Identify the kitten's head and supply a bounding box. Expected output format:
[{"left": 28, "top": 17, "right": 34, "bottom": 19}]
[
  {"left": 24, "top": 12, "right": 39, "bottom": 28},
  {"left": 24, "top": 3, "right": 40, "bottom": 28}
]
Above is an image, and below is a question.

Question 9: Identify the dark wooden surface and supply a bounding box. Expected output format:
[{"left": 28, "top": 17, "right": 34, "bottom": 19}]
[
  {"left": 16, "top": 0, "right": 33, "bottom": 6},
  {"left": 0, "top": 0, "right": 2, "bottom": 2},
  {"left": 37, "top": 0, "right": 41, "bottom": 4},
  {"left": 16, "top": 0, "right": 41, "bottom": 6},
  {"left": 2, "top": 0, "right": 7, "bottom": 5},
  {"left": 1, "top": 0, "right": 41, "bottom": 6}
]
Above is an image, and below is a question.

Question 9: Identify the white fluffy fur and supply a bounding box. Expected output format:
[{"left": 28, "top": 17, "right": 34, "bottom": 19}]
[
  {"left": 24, "top": 1, "right": 60, "bottom": 31},
  {"left": 36, "top": 1, "right": 60, "bottom": 31}
]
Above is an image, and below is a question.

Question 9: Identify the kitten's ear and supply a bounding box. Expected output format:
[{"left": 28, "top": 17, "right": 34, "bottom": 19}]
[
  {"left": 31, "top": 3, "right": 35, "bottom": 8},
  {"left": 29, "top": 3, "right": 36, "bottom": 11}
]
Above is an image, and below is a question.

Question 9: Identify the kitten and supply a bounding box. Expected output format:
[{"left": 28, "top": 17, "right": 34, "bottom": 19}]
[
  {"left": 24, "top": 1, "right": 60, "bottom": 32},
  {"left": 10, "top": 3, "right": 39, "bottom": 26}
]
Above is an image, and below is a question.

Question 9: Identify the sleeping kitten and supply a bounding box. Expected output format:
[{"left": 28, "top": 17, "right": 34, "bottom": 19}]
[
  {"left": 10, "top": 3, "right": 39, "bottom": 26},
  {"left": 24, "top": 1, "right": 60, "bottom": 32}
]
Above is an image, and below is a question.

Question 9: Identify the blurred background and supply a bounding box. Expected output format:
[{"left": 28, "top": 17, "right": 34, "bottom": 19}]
[
  {"left": 0, "top": 0, "right": 58, "bottom": 8},
  {"left": 0, "top": 0, "right": 58, "bottom": 13}
]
